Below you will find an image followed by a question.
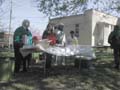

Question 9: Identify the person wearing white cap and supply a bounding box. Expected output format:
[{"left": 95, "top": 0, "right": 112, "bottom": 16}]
[
  {"left": 55, "top": 23, "right": 66, "bottom": 46},
  {"left": 13, "top": 19, "right": 32, "bottom": 73},
  {"left": 54, "top": 23, "right": 66, "bottom": 65}
]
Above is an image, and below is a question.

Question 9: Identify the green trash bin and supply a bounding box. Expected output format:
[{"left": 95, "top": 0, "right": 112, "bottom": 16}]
[{"left": 0, "top": 57, "right": 15, "bottom": 82}]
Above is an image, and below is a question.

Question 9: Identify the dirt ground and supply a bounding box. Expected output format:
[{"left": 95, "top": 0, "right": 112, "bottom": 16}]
[{"left": 0, "top": 53, "right": 120, "bottom": 90}]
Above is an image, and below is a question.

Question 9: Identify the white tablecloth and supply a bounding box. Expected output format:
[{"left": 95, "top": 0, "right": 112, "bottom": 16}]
[{"left": 20, "top": 44, "right": 96, "bottom": 60}]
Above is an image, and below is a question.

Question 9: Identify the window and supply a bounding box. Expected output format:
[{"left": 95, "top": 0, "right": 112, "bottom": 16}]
[
  {"left": 75, "top": 24, "right": 79, "bottom": 38},
  {"left": 75, "top": 24, "right": 79, "bottom": 27}
]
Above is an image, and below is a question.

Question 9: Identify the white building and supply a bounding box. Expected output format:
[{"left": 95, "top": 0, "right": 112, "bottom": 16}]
[
  {"left": 49, "top": 9, "right": 120, "bottom": 47},
  {"left": 0, "top": 31, "right": 13, "bottom": 48}
]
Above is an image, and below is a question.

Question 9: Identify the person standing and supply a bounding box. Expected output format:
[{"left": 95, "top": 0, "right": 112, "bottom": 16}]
[
  {"left": 55, "top": 23, "right": 66, "bottom": 46},
  {"left": 47, "top": 29, "right": 57, "bottom": 46},
  {"left": 13, "top": 19, "right": 32, "bottom": 73},
  {"left": 42, "top": 23, "right": 55, "bottom": 68},
  {"left": 67, "top": 30, "right": 78, "bottom": 45},
  {"left": 108, "top": 25, "right": 120, "bottom": 69},
  {"left": 42, "top": 23, "right": 53, "bottom": 39},
  {"left": 54, "top": 23, "right": 66, "bottom": 65}
]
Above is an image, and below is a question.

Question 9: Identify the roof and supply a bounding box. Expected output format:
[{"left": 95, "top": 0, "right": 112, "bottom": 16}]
[
  {"left": 50, "top": 9, "right": 118, "bottom": 21},
  {"left": 50, "top": 14, "right": 84, "bottom": 21}
]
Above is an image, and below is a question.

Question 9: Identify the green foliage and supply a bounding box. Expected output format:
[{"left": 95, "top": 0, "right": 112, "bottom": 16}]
[
  {"left": 0, "top": 0, "right": 4, "bottom": 6},
  {"left": 34, "top": 0, "right": 87, "bottom": 17},
  {"left": 34, "top": 0, "right": 120, "bottom": 17}
]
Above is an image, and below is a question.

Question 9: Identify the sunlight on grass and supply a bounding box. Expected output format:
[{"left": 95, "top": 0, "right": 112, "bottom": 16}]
[
  {"left": 0, "top": 51, "right": 14, "bottom": 57},
  {"left": 1, "top": 48, "right": 120, "bottom": 90},
  {"left": 12, "top": 83, "right": 34, "bottom": 90}
]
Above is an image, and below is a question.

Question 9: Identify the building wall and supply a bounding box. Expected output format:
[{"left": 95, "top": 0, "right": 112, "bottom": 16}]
[
  {"left": 82, "top": 10, "right": 92, "bottom": 45},
  {"left": 50, "top": 11, "right": 92, "bottom": 45},
  {"left": 50, "top": 15, "right": 84, "bottom": 37},
  {"left": 0, "top": 31, "right": 13, "bottom": 48},
  {"left": 91, "top": 10, "right": 118, "bottom": 46},
  {"left": 49, "top": 9, "right": 119, "bottom": 46}
]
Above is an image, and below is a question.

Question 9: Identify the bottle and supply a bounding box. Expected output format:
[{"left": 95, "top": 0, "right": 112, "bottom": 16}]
[{"left": 22, "top": 35, "right": 28, "bottom": 45}]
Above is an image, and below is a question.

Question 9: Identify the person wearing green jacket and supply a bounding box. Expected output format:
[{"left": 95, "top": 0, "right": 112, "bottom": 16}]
[
  {"left": 13, "top": 19, "right": 32, "bottom": 73},
  {"left": 108, "top": 25, "right": 120, "bottom": 69}
]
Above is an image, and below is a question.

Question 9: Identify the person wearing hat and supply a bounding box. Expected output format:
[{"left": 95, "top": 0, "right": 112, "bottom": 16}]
[
  {"left": 54, "top": 23, "right": 66, "bottom": 65},
  {"left": 13, "top": 19, "right": 32, "bottom": 73},
  {"left": 55, "top": 23, "right": 66, "bottom": 46}
]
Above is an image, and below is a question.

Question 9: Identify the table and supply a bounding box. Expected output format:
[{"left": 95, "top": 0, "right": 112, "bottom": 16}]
[{"left": 20, "top": 44, "right": 96, "bottom": 75}]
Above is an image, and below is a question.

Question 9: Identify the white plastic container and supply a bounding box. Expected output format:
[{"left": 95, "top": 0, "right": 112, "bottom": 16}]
[{"left": 22, "top": 35, "right": 28, "bottom": 45}]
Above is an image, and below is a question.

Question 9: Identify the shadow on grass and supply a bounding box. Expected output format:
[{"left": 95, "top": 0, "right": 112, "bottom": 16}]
[{"left": 0, "top": 57, "right": 120, "bottom": 90}]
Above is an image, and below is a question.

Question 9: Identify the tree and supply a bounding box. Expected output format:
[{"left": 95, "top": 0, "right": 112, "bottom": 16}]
[
  {"left": 0, "top": 0, "right": 4, "bottom": 6},
  {"left": 88, "top": 0, "right": 120, "bottom": 15},
  {"left": 0, "top": 0, "right": 5, "bottom": 15},
  {"left": 34, "top": 0, "right": 120, "bottom": 18},
  {"left": 34, "top": 0, "right": 87, "bottom": 17}
]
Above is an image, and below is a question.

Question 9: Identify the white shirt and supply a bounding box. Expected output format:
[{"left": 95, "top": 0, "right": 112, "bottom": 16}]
[{"left": 67, "top": 36, "right": 78, "bottom": 45}]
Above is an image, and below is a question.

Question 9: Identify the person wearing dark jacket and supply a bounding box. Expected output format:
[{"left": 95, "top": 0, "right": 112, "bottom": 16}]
[
  {"left": 42, "top": 23, "right": 53, "bottom": 39},
  {"left": 108, "top": 25, "right": 120, "bottom": 69},
  {"left": 13, "top": 19, "right": 32, "bottom": 73}
]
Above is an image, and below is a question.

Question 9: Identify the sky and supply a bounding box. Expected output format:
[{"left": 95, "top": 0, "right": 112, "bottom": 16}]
[
  {"left": 1, "top": 0, "right": 120, "bottom": 36},
  {"left": 0, "top": 0, "right": 49, "bottom": 36}
]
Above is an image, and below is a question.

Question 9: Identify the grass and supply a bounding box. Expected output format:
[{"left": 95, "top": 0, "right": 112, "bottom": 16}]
[{"left": 0, "top": 49, "right": 120, "bottom": 90}]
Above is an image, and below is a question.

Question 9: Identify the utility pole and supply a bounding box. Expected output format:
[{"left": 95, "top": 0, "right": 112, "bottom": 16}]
[
  {"left": 8, "top": 0, "right": 12, "bottom": 49},
  {"left": 48, "top": 16, "right": 51, "bottom": 22}
]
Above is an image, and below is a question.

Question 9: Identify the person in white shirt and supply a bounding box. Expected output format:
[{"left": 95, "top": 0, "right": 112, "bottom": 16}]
[
  {"left": 55, "top": 23, "right": 66, "bottom": 46},
  {"left": 54, "top": 23, "right": 66, "bottom": 65},
  {"left": 67, "top": 30, "right": 78, "bottom": 45}
]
